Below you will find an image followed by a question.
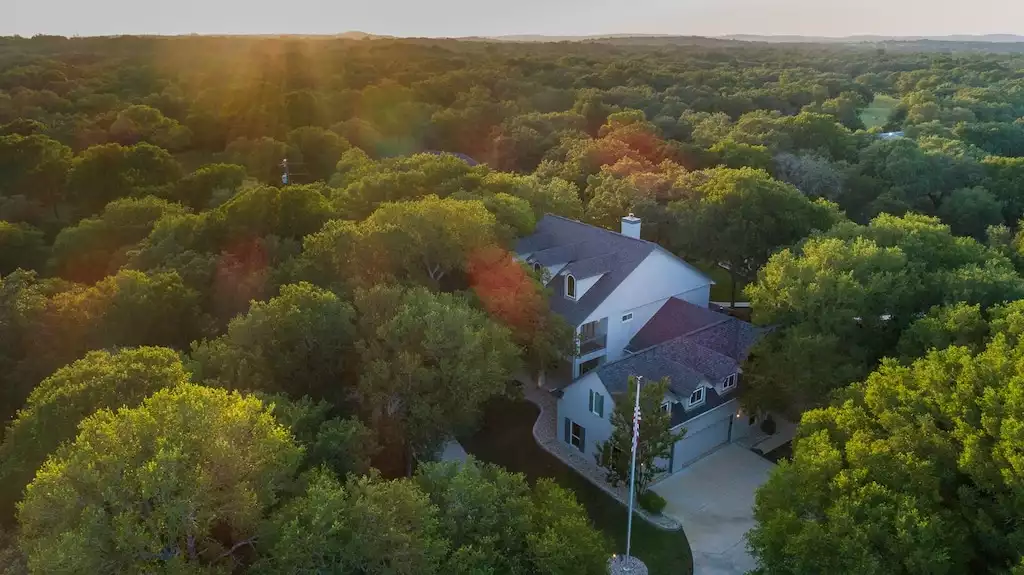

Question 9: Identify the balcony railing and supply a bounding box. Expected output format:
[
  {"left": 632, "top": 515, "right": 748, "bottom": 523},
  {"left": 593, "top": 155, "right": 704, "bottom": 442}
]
[{"left": 579, "top": 334, "right": 607, "bottom": 356}]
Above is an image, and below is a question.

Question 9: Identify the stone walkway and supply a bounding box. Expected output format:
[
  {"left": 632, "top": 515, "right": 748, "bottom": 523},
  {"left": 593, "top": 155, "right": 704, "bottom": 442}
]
[{"left": 522, "top": 384, "right": 682, "bottom": 531}]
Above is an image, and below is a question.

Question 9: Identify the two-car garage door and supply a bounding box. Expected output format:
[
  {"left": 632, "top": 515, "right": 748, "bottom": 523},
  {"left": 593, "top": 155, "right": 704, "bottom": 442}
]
[{"left": 671, "top": 414, "right": 731, "bottom": 472}]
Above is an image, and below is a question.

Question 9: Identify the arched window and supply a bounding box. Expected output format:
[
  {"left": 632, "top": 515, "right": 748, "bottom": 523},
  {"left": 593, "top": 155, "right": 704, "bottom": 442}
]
[{"left": 565, "top": 274, "right": 576, "bottom": 299}]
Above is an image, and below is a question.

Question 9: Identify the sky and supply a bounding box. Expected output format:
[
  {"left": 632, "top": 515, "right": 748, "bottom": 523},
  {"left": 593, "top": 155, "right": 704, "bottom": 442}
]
[{"left": 6, "top": 0, "right": 1023, "bottom": 38}]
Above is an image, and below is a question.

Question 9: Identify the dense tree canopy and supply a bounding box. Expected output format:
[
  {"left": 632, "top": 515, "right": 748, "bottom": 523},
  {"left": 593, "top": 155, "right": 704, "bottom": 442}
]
[
  {"left": 4, "top": 33, "right": 1024, "bottom": 573},
  {"left": 0, "top": 347, "right": 191, "bottom": 522},
  {"left": 669, "top": 167, "right": 841, "bottom": 305},
  {"left": 745, "top": 213, "right": 1024, "bottom": 413},
  {"left": 257, "top": 460, "right": 609, "bottom": 575},
  {"left": 354, "top": 285, "right": 520, "bottom": 473},
  {"left": 748, "top": 316, "right": 1024, "bottom": 574},
  {"left": 18, "top": 384, "right": 303, "bottom": 574},
  {"left": 191, "top": 282, "right": 355, "bottom": 400}
]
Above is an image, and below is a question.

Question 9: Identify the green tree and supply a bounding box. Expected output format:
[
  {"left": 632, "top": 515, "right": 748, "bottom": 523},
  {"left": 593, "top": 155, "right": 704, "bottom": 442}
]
[
  {"left": 255, "top": 468, "right": 446, "bottom": 575},
  {"left": 170, "top": 163, "right": 246, "bottom": 210},
  {"left": 91, "top": 269, "right": 204, "bottom": 351},
  {"left": 415, "top": 459, "right": 610, "bottom": 575},
  {"left": 936, "top": 187, "right": 1004, "bottom": 241},
  {"left": 896, "top": 302, "right": 989, "bottom": 360},
  {"left": 982, "top": 156, "right": 1024, "bottom": 224},
  {"left": 527, "top": 478, "right": 610, "bottom": 575},
  {"left": 0, "top": 526, "right": 26, "bottom": 575},
  {"left": 49, "top": 195, "right": 188, "bottom": 283},
  {"left": 773, "top": 152, "right": 844, "bottom": 200},
  {"left": 191, "top": 282, "right": 355, "bottom": 400},
  {"left": 256, "top": 394, "right": 378, "bottom": 478},
  {"left": 748, "top": 333, "right": 1024, "bottom": 574},
  {"left": 355, "top": 285, "right": 520, "bottom": 475},
  {"left": 18, "top": 384, "right": 303, "bottom": 574},
  {"left": 584, "top": 173, "right": 651, "bottom": 231},
  {"left": 0, "top": 347, "right": 191, "bottom": 522},
  {"left": 0, "top": 134, "right": 72, "bottom": 218},
  {"left": 0, "top": 221, "right": 46, "bottom": 274},
  {"left": 66, "top": 143, "right": 182, "bottom": 216},
  {"left": 746, "top": 213, "right": 1024, "bottom": 413},
  {"left": 225, "top": 136, "right": 288, "bottom": 184},
  {"left": 710, "top": 140, "right": 774, "bottom": 171},
  {"left": 597, "top": 376, "right": 675, "bottom": 495},
  {"left": 669, "top": 167, "right": 841, "bottom": 307},
  {"left": 109, "top": 104, "right": 192, "bottom": 151},
  {"left": 359, "top": 195, "right": 498, "bottom": 288},
  {"left": 286, "top": 126, "right": 351, "bottom": 182}
]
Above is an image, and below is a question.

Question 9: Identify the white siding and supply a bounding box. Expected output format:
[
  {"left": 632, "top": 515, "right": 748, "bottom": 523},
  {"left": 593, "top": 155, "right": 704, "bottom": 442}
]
[
  {"left": 556, "top": 371, "right": 616, "bottom": 458},
  {"left": 575, "top": 274, "right": 603, "bottom": 300},
  {"left": 583, "top": 249, "right": 713, "bottom": 362},
  {"left": 670, "top": 398, "right": 739, "bottom": 472}
]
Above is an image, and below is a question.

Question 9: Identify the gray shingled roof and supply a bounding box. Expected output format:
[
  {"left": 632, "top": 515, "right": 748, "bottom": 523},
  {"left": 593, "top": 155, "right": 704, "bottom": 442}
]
[
  {"left": 596, "top": 297, "right": 766, "bottom": 424},
  {"left": 599, "top": 344, "right": 707, "bottom": 397},
  {"left": 686, "top": 320, "right": 764, "bottom": 363},
  {"left": 515, "top": 215, "right": 661, "bottom": 326},
  {"left": 627, "top": 298, "right": 731, "bottom": 352},
  {"left": 562, "top": 253, "right": 617, "bottom": 280}
]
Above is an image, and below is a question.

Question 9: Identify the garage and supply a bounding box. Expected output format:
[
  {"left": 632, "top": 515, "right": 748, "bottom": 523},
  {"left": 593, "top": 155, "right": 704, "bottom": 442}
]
[{"left": 672, "top": 413, "right": 731, "bottom": 472}]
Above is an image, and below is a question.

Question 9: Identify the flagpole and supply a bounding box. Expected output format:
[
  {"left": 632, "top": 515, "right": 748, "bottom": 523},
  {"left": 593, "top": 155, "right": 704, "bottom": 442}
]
[{"left": 625, "top": 375, "right": 642, "bottom": 564}]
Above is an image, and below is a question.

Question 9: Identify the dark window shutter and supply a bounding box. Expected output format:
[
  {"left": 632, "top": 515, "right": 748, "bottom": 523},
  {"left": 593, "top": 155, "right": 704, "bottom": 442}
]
[
  {"left": 588, "top": 390, "right": 594, "bottom": 413},
  {"left": 563, "top": 417, "right": 571, "bottom": 444},
  {"left": 597, "top": 394, "right": 604, "bottom": 417},
  {"left": 579, "top": 425, "right": 586, "bottom": 452}
]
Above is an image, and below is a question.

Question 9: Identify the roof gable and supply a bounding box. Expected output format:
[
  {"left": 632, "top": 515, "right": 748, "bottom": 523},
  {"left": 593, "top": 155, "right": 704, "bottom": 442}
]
[
  {"left": 517, "top": 215, "right": 658, "bottom": 326},
  {"left": 595, "top": 299, "right": 765, "bottom": 407}
]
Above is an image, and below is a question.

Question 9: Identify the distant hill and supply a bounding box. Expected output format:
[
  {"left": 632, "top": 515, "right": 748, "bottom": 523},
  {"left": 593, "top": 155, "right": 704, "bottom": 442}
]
[
  {"left": 334, "top": 31, "right": 392, "bottom": 40},
  {"left": 723, "top": 34, "right": 1024, "bottom": 43},
  {"left": 456, "top": 33, "right": 1024, "bottom": 53}
]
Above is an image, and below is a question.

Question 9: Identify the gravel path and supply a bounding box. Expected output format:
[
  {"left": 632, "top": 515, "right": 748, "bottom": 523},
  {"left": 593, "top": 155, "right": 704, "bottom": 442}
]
[{"left": 522, "top": 384, "right": 682, "bottom": 531}]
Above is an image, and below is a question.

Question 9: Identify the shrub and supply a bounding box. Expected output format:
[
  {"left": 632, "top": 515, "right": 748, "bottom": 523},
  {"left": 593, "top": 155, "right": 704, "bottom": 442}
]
[{"left": 638, "top": 490, "right": 667, "bottom": 515}]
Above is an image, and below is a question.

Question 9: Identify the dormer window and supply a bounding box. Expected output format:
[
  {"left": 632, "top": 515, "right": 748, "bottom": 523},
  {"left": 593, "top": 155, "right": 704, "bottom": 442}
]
[
  {"left": 688, "top": 387, "right": 705, "bottom": 408},
  {"left": 533, "top": 262, "right": 542, "bottom": 273},
  {"left": 723, "top": 374, "right": 737, "bottom": 391},
  {"left": 565, "top": 274, "right": 576, "bottom": 299}
]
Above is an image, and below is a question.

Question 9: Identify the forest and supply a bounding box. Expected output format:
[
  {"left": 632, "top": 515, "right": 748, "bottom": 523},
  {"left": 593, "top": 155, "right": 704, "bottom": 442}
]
[{"left": 1, "top": 34, "right": 1024, "bottom": 574}]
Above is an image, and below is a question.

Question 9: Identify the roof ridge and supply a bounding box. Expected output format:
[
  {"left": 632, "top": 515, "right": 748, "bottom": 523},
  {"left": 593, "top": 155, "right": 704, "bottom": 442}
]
[{"left": 541, "top": 213, "right": 654, "bottom": 247}]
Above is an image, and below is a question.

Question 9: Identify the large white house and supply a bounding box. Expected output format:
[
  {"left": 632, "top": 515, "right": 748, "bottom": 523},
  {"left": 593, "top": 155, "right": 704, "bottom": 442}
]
[{"left": 516, "top": 214, "right": 765, "bottom": 474}]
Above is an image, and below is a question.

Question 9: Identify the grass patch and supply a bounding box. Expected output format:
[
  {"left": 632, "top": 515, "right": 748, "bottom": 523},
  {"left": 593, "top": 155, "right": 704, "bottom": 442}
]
[
  {"left": 860, "top": 94, "right": 899, "bottom": 130},
  {"left": 697, "top": 263, "right": 748, "bottom": 304},
  {"left": 461, "top": 398, "right": 693, "bottom": 575}
]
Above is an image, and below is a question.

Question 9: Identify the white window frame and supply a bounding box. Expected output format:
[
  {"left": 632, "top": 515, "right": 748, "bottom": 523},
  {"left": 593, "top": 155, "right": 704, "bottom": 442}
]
[
  {"left": 688, "top": 386, "right": 705, "bottom": 407},
  {"left": 723, "top": 373, "right": 737, "bottom": 390},
  {"left": 533, "top": 262, "right": 542, "bottom": 273},
  {"left": 588, "top": 390, "right": 604, "bottom": 417},
  {"left": 621, "top": 312, "right": 633, "bottom": 323},
  {"left": 661, "top": 400, "right": 672, "bottom": 413},
  {"left": 569, "top": 421, "right": 585, "bottom": 451},
  {"left": 565, "top": 274, "right": 577, "bottom": 299}
]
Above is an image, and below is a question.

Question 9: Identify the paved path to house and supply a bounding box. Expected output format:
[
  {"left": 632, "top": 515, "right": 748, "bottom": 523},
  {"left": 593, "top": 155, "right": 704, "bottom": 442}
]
[
  {"left": 651, "top": 444, "right": 774, "bottom": 575},
  {"left": 521, "top": 384, "right": 681, "bottom": 531}
]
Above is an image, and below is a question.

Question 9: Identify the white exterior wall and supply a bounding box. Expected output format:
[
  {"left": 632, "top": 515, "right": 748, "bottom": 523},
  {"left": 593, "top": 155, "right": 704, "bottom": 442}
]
[
  {"left": 675, "top": 397, "right": 740, "bottom": 435},
  {"left": 556, "top": 371, "right": 615, "bottom": 458},
  {"left": 582, "top": 249, "right": 713, "bottom": 363},
  {"left": 574, "top": 274, "right": 603, "bottom": 300}
]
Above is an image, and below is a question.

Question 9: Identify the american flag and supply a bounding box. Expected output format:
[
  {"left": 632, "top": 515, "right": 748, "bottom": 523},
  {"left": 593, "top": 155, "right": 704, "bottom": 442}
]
[{"left": 631, "top": 400, "right": 642, "bottom": 453}]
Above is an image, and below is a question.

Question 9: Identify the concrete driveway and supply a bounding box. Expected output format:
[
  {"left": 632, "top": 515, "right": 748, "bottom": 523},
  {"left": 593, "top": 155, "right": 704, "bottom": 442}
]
[{"left": 651, "top": 444, "right": 775, "bottom": 575}]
